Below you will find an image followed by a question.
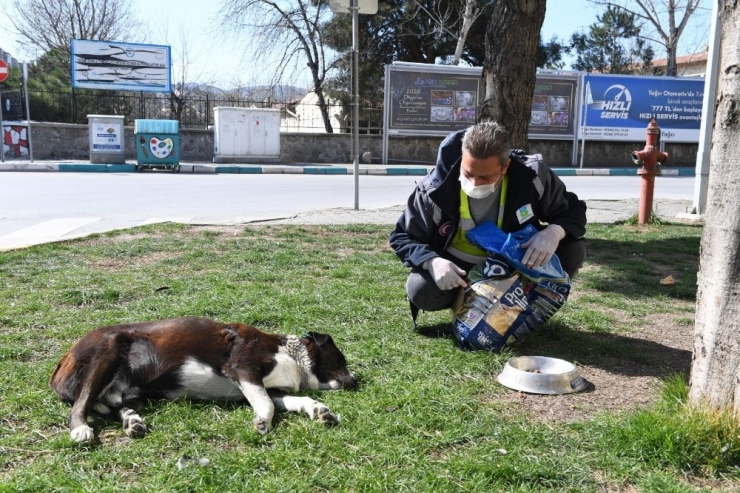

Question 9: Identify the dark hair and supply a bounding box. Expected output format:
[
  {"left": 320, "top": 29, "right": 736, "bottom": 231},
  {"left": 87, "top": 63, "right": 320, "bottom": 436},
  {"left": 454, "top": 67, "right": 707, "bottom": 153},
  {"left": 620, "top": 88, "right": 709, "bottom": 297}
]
[{"left": 461, "top": 121, "right": 510, "bottom": 163}]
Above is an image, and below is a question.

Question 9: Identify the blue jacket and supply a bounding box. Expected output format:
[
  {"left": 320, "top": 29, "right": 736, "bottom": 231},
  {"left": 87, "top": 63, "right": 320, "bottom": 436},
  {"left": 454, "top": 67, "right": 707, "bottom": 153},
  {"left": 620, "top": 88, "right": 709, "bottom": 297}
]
[{"left": 389, "top": 129, "right": 587, "bottom": 269}]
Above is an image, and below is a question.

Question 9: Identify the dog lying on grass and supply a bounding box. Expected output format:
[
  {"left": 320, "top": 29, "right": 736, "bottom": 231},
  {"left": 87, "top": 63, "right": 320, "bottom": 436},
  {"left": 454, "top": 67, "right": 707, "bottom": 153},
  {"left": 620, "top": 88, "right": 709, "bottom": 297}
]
[{"left": 50, "top": 317, "right": 357, "bottom": 442}]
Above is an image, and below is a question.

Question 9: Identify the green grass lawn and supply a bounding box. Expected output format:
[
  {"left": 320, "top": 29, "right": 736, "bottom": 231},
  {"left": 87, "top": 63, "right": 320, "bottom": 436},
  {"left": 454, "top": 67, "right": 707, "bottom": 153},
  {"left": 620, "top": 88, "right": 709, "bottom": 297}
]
[{"left": 1, "top": 222, "right": 738, "bottom": 492}]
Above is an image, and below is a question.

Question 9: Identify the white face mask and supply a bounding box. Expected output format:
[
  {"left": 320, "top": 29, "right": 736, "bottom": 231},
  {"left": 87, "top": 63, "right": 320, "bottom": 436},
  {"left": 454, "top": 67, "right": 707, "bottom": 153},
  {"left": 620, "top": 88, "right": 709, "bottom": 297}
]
[{"left": 459, "top": 174, "right": 499, "bottom": 199}]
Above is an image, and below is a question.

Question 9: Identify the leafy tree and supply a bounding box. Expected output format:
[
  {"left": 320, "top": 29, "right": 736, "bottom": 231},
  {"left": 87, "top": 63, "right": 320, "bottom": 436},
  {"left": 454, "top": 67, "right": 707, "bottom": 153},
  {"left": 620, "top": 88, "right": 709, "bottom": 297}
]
[
  {"left": 388, "top": 0, "right": 470, "bottom": 64},
  {"left": 589, "top": 0, "right": 704, "bottom": 76},
  {"left": 26, "top": 48, "right": 71, "bottom": 92},
  {"left": 13, "top": 49, "right": 138, "bottom": 124},
  {"left": 322, "top": 2, "right": 403, "bottom": 109},
  {"left": 631, "top": 37, "right": 656, "bottom": 74},
  {"left": 480, "top": 0, "right": 547, "bottom": 149},
  {"left": 570, "top": 6, "right": 653, "bottom": 74},
  {"left": 537, "top": 35, "right": 571, "bottom": 69},
  {"left": 322, "top": 0, "right": 491, "bottom": 116},
  {"left": 407, "top": 0, "right": 494, "bottom": 65},
  {"left": 324, "top": 0, "right": 490, "bottom": 67}
]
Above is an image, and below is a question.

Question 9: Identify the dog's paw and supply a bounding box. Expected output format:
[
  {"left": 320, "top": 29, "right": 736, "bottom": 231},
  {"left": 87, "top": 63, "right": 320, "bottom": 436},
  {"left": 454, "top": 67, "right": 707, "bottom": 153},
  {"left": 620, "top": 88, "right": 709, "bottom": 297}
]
[
  {"left": 316, "top": 406, "right": 339, "bottom": 427},
  {"left": 124, "top": 418, "right": 147, "bottom": 438},
  {"left": 253, "top": 417, "right": 272, "bottom": 435},
  {"left": 122, "top": 410, "right": 147, "bottom": 438},
  {"left": 70, "top": 424, "right": 95, "bottom": 443}
]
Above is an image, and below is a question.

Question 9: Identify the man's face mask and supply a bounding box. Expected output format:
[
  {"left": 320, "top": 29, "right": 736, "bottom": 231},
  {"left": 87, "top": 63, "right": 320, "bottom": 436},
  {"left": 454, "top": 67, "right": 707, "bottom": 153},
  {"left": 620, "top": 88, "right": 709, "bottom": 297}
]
[{"left": 459, "top": 173, "right": 500, "bottom": 199}]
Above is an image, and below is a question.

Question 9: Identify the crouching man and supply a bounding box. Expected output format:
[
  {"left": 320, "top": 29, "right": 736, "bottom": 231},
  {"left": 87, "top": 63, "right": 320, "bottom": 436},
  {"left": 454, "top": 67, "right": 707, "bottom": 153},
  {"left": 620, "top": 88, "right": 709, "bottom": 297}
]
[{"left": 389, "top": 121, "right": 587, "bottom": 326}]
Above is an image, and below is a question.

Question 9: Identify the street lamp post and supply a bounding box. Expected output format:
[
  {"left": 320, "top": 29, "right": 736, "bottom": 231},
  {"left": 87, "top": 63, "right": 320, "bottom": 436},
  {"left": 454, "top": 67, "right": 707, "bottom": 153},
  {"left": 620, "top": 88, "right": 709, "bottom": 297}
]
[{"left": 328, "top": 0, "right": 378, "bottom": 210}]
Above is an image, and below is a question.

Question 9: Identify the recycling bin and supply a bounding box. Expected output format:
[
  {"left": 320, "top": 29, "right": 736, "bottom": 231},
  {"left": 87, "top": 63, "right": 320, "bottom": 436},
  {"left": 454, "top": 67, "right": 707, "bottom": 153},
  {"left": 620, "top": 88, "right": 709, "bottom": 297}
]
[
  {"left": 88, "top": 115, "right": 125, "bottom": 164},
  {"left": 134, "top": 119, "right": 180, "bottom": 170}
]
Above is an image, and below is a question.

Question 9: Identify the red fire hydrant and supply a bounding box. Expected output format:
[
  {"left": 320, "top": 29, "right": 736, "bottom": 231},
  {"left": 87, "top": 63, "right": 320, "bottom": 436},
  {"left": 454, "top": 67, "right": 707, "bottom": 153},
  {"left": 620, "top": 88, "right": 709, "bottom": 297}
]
[{"left": 631, "top": 118, "right": 668, "bottom": 225}]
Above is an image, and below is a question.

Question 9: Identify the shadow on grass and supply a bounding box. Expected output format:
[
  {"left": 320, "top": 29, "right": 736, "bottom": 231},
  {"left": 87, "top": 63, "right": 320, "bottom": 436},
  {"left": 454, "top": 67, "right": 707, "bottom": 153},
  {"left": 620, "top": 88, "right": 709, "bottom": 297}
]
[
  {"left": 516, "top": 321, "right": 691, "bottom": 378},
  {"left": 77, "top": 399, "right": 293, "bottom": 446},
  {"left": 412, "top": 318, "right": 690, "bottom": 380},
  {"left": 583, "top": 236, "right": 700, "bottom": 301},
  {"left": 415, "top": 322, "right": 456, "bottom": 340}
]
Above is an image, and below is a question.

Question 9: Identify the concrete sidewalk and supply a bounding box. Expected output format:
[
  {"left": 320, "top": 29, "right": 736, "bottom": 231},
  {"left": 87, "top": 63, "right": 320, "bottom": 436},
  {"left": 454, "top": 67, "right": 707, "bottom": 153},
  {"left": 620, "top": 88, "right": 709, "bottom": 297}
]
[
  {"left": 0, "top": 197, "right": 700, "bottom": 253},
  {"left": 255, "top": 198, "right": 697, "bottom": 226},
  {"left": 0, "top": 159, "right": 697, "bottom": 177}
]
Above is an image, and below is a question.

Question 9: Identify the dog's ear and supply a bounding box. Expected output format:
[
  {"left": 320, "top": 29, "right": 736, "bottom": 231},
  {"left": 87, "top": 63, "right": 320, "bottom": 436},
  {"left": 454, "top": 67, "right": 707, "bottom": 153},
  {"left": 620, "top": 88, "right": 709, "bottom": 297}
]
[{"left": 306, "top": 332, "right": 331, "bottom": 346}]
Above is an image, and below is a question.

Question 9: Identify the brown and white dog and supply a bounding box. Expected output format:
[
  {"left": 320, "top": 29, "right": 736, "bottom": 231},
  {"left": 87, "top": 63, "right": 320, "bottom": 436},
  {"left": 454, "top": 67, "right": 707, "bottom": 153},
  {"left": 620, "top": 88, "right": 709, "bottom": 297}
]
[{"left": 50, "top": 317, "right": 357, "bottom": 442}]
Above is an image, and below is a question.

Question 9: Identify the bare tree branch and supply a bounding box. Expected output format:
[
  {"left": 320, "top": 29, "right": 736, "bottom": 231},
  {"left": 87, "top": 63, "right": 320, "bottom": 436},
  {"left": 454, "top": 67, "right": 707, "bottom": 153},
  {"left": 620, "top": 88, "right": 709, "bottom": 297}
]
[
  {"left": 219, "top": 0, "right": 338, "bottom": 131},
  {"left": 5, "top": 0, "right": 138, "bottom": 59},
  {"left": 410, "top": 0, "right": 490, "bottom": 64},
  {"left": 588, "top": 0, "right": 705, "bottom": 75}
]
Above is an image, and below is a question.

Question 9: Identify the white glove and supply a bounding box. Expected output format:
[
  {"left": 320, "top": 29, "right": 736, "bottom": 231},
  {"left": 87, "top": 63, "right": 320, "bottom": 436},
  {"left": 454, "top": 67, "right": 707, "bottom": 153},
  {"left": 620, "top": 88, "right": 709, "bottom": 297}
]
[
  {"left": 521, "top": 224, "right": 566, "bottom": 269},
  {"left": 425, "top": 257, "right": 468, "bottom": 291}
]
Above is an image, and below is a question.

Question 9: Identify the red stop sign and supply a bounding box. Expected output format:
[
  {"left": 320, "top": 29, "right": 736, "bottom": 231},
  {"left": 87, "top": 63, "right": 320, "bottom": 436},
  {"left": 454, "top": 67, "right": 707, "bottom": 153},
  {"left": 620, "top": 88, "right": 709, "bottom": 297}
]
[{"left": 0, "top": 60, "right": 8, "bottom": 82}]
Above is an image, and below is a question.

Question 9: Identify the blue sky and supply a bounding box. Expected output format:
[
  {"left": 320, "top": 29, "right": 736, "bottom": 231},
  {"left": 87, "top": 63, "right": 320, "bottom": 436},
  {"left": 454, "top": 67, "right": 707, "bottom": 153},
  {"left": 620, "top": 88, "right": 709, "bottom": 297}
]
[
  {"left": 540, "top": 0, "right": 712, "bottom": 66},
  {"left": 0, "top": 0, "right": 711, "bottom": 87},
  {"left": 541, "top": 0, "right": 600, "bottom": 44}
]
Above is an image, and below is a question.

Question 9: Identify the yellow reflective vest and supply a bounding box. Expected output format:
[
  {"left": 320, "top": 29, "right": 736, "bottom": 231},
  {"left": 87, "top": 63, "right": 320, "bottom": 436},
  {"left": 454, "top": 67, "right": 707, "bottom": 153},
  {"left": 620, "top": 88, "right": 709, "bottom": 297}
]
[{"left": 447, "top": 187, "right": 488, "bottom": 263}]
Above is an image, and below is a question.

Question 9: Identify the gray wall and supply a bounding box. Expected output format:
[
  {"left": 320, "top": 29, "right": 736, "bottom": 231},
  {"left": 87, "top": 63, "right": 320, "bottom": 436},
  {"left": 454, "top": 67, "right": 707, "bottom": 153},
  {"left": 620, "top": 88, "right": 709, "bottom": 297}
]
[{"left": 27, "top": 122, "right": 697, "bottom": 167}]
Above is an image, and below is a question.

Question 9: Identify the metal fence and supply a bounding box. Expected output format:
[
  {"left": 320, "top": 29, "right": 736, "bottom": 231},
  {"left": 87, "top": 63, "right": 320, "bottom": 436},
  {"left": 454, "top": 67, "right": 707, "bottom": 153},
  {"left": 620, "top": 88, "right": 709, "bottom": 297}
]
[{"left": 18, "top": 89, "right": 384, "bottom": 134}]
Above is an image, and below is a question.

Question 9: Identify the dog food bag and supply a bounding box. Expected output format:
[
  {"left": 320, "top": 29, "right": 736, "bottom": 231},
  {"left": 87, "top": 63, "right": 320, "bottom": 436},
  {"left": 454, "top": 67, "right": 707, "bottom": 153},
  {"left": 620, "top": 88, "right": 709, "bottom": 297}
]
[{"left": 451, "top": 222, "right": 571, "bottom": 352}]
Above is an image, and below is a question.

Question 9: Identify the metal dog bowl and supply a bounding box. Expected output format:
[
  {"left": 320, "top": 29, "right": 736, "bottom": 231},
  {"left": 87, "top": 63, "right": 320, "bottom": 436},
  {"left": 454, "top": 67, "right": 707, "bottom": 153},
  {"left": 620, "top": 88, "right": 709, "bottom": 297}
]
[{"left": 496, "top": 356, "right": 588, "bottom": 395}]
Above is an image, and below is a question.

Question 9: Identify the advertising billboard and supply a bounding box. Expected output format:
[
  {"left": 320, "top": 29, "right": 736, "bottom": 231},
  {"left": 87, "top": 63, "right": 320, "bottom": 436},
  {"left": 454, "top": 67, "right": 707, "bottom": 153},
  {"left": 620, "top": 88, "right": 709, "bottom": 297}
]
[
  {"left": 529, "top": 75, "right": 579, "bottom": 139},
  {"left": 71, "top": 39, "right": 172, "bottom": 92},
  {"left": 581, "top": 74, "right": 704, "bottom": 142},
  {"left": 385, "top": 63, "right": 482, "bottom": 135}
]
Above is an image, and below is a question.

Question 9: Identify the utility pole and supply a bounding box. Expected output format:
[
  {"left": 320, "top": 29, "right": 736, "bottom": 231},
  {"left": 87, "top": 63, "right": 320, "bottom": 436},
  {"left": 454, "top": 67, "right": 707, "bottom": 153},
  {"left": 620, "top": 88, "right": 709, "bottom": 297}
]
[
  {"left": 351, "top": 0, "right": 360, "bottom": 210},
  {"left": 23, "top": 62, "right": 33, "bottom": 161},
  {"left": 328, "top": 0, "right": 378, "bottom": 210}
]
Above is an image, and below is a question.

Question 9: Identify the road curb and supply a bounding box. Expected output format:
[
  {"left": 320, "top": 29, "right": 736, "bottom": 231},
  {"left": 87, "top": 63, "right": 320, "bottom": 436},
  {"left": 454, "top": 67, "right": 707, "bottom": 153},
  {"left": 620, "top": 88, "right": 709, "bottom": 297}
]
[{"left": 0, "top": 162, "right": 696, "bottom": 177}]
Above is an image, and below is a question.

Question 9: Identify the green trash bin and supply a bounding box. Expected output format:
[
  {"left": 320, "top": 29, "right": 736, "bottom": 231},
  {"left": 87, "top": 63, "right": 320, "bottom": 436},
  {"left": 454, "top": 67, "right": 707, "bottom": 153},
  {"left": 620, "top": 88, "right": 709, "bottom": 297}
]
[{"left": 134, "top": 119, "right": 180, "bottom": 170}]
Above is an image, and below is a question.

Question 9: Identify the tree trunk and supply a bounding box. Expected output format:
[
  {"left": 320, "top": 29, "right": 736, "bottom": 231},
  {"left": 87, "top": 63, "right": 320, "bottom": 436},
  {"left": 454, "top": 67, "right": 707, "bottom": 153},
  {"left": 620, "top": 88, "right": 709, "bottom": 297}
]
[
  {"left": 479, "top": 0, "right": 546, "bottom": 150},
  {"left": 308, "top": 59, "right": 333, "bottom": 133},
  {"left": 689, "top": 1, "right": 740, "bottom": 414},
  {"left": 665, "top": 42, "right": 678, "bottom": 77},
  {"left": 314, "top": 87, "right": 334, "bottom": 133}
]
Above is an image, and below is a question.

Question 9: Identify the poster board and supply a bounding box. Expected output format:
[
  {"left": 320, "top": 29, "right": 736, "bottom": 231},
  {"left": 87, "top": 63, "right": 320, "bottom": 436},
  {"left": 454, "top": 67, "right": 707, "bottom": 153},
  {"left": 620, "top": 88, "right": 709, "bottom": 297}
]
[
  {"left": 384, "top": 62, "right": 483, "bottom": 136},
  {"left": 528, "top": 74, "right": 580, "bottom": 140},
  {"left": 581, "top": 74, "right": 704, "bottom": 142},
  {"left": 71, "top": 39, "right": 172, "bottom": 93}
]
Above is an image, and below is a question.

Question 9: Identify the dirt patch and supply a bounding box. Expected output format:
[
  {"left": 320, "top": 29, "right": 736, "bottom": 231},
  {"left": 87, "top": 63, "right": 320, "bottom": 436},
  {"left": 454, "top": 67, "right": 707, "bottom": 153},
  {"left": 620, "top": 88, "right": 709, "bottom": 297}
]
[
  {"left": 483, "top": 306, "right": 740, "bottom": 490},
  {"left": 492, "top": 311, "right": 694, "bottom": 423},
  {"left": 493, "top": 367, "right": 660, "bottom": 422},
  {"left": 189, "top": 225, "right": 245, "bottom": 235}
]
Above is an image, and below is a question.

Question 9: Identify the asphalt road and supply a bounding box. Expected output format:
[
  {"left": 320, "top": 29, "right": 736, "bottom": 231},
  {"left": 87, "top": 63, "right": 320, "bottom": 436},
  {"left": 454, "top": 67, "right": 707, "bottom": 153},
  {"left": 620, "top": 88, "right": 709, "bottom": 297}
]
[{"left": 0, "top": 173, "right": 697, "bottom": 250}]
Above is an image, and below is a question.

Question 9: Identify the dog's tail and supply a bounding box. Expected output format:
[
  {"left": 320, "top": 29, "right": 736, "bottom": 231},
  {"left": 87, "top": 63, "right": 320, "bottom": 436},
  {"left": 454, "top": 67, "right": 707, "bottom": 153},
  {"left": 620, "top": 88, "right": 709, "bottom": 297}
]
[{"left": 49, "top": 351, "right": 78, "bottom": 404}]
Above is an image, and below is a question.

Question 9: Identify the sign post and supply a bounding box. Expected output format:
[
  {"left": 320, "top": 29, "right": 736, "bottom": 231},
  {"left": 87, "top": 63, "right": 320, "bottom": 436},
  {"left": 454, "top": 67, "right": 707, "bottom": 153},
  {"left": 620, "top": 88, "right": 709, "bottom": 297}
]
[
  {"left": 351, "top": 0, "right": 360, "bottom": 210},
  {"left": 23, "top": 62, "right": 33, "bottom": 161},
  {"left": 328, "top": 0, "right": 377, "bottom": 210},
  {"left": 0, "top": 60, "right": 7, "bottom": 162}
]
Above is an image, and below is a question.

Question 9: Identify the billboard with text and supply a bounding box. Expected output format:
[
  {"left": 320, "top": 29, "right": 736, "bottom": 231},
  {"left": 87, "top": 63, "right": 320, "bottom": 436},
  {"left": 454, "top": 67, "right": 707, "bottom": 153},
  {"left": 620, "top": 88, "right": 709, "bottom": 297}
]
[
  {"left": 581, "top": 74, "right": 704, "bottom": 142},
  {"left": 385, "top": 63, "right": 482, "bottom": 135},
  {"left": 529, "top": 75, "right": 579, "bottom": 139}
]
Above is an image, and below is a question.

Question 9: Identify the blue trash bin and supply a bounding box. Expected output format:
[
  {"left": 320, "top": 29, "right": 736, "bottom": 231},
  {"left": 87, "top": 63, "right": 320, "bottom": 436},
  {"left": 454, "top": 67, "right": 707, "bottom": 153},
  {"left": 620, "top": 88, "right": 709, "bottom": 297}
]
[{"left": 134, "top": 119, "right": 180, "bottom": 170}]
